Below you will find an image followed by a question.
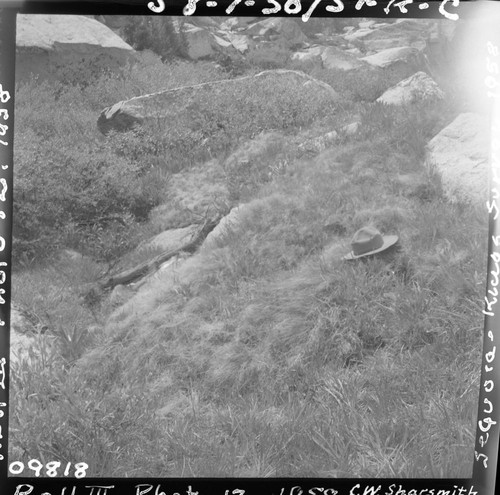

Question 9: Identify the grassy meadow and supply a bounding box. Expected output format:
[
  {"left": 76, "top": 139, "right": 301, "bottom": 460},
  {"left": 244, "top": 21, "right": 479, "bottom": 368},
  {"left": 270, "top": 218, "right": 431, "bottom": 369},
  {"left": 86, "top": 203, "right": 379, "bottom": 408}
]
[{"left": 9, "top": 35, "right": 486, "bottom": 478}]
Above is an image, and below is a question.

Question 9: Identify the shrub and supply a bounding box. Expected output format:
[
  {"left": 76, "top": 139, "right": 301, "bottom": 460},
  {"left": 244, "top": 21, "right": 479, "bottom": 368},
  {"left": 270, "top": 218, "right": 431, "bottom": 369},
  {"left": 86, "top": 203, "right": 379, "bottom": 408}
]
[
  {"left": 213, "top": 53, "right": 250, "bottom": 77},
  {"left": 12, "top": 58, "right": 236, "bottom": 263},
  {"left": 81, "top": 55, "right": 229, "bottom": 111},
  {"left": 148, "top": 72, "right": 339, "bottom": 169},
  {"left": 51, "top": 56, "right": 118, "bottom": 88},
  {"left": 223, "top": 132, "right": 288, "bottom": 201},
  {"left": 246, "top": 45, "right": 292, "bottom": 70},
  {"left": 356, "top": 100, "right": 456, "bottom": 159},
  {"left": 304, "top": 62, "right": 426, "bottom": 102},
  {"left": 13, "top": 79, "right": 168, "bottom": 262},
  {"left": 122, "top": 16, "right": 185, "bottom": 61}
]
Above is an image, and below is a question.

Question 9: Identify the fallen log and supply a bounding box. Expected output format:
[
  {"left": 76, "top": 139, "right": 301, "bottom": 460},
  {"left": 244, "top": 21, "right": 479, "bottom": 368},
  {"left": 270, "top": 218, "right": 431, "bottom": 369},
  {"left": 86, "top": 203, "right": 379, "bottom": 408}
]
[{"left": 99, "top": 216, "right": 221, "bottom": 291}]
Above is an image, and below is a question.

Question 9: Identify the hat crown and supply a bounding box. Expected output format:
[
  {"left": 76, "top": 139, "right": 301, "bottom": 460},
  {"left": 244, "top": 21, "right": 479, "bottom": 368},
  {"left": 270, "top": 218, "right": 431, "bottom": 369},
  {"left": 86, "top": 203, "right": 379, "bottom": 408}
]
[{"left": 351, "top": 226, "right": 384, "bottom": 256}]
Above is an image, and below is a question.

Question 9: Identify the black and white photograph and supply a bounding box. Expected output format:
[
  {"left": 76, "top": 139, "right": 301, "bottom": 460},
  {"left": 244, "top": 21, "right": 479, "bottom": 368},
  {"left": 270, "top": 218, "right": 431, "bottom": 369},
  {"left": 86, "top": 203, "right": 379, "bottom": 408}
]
[{"left": 4, "top": 1, "right": 496, "bottom": 481}]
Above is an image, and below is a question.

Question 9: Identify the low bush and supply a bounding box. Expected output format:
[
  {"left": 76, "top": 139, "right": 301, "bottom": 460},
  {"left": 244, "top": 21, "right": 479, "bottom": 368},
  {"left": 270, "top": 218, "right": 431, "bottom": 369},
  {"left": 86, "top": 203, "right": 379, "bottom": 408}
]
[
  {"left": 302, "top": 62, "right": 426, "bottom": 102},
  {"left": 245, "top": 45, "right": 292, "bottom": 70},
  {"left": 153, "top": 72, "right": 339, "bottom": 169},
  {"left": 81, "top": 54, "right": 229, "bottom": 111},
  {"left": 121, "top": 16, "right": 185, "bottom": 61},
  {"left": 14, "top": 126, "right": 165, "bottom": 261},
  {"left": 13, "top": 66, "right": 211, "bottom": 262}
]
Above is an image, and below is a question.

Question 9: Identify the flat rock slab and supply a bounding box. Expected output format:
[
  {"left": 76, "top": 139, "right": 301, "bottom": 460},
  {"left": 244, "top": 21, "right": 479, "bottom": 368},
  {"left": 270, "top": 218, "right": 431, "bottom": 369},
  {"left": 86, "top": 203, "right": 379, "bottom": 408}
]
[
  {"left": 361, "top": 46, "right": 419, "bottom": 68},
  {"left": 244, "top": 18, "right": 307, "bottom": 47},
  {"left": 427, "top": 113, "right": 490, "bottom": 206},
  {"left": 16, "top": 14, "right": 135, "bottom": 82},
  {"left": 17, "top": 14, "right": 133, "bottom": 50},
  {"left": 97, "top": 69, "right": 340, "bottom": 134},
  {"left": 344, "top": 19, "right": 434, "bottom": 52}
]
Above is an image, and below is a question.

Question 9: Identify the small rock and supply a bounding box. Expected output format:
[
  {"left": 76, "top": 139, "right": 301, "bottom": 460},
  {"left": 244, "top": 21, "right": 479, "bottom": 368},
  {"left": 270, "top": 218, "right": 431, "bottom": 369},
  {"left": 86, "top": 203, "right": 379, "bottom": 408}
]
[
  {"left": 298, "top": 122, "right": 360, "bottom": 155},
  {"left": 343, "top": 122, "right": 360, "bottom": 136},
  {"left": 377, "top": 72, "right": 444, "bottom": 105},
  {"left": 321, "top": 46, "right": 366, "bottom": 71},
  {"left": 226, "top": 33, "right": 254, "bottom": 53},
  {"left": 291, "top": 46, "right": 324, "bottom": 67}
]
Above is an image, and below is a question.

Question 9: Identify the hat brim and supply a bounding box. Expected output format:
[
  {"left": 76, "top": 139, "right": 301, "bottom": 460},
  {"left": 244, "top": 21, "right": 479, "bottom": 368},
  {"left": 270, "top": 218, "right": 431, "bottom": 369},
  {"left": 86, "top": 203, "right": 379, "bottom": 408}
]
[{"left": 342, "top": 235, "right": 399, "bottom": 260}]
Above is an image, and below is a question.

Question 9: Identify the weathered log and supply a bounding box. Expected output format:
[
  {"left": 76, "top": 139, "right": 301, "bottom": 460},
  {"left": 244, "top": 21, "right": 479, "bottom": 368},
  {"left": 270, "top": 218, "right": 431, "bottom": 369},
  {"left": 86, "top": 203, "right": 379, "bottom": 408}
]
[{"left": 99, "top": 216, "right": 221, "bottom": 291}]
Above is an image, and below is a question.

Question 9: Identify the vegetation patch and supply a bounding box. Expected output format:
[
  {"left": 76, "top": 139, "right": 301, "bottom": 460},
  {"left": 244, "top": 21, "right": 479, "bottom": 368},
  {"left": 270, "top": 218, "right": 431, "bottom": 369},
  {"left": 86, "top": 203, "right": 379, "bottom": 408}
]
[{"left": 10, "top": 32, "right": 484, "bottom": 478}]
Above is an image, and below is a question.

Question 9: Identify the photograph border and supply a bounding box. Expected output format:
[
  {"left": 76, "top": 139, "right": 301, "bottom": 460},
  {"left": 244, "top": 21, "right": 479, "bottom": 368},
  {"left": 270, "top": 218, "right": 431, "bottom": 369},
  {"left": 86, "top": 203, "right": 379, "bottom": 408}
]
[{"left": 0, "top": 1, "right": 498, "bottom": 494}]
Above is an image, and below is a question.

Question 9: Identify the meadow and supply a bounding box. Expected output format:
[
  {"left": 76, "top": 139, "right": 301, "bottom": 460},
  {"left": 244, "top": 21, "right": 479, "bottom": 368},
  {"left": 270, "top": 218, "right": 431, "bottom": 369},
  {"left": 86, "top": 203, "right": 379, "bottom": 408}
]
[{"left": 9, "top": 39, "right": 485, "bottom": 477}]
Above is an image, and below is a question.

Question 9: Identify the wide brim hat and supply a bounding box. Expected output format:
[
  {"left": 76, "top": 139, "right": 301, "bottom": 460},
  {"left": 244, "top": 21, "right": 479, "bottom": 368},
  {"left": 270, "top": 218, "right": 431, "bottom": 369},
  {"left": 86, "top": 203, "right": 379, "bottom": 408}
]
[{"left": 343, "top": 226, "right": 399, "bottom": 260}]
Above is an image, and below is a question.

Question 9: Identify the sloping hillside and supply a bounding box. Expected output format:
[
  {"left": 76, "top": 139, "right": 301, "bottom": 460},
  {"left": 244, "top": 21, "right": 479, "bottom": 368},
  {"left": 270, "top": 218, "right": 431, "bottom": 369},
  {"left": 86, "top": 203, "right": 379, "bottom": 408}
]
[{"left": 10, "top": 15, "right": 486, "bottom": 477}]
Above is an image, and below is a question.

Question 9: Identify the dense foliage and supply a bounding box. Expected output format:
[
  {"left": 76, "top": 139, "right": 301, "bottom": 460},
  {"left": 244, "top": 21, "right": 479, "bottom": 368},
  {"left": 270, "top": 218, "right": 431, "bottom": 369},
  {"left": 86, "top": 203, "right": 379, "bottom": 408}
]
[
  {"left": 122, "top": 16, "right": 186, "bottom": 61},
  {"left": 13, "top": 57, "right": 339, "bottom": 262}
]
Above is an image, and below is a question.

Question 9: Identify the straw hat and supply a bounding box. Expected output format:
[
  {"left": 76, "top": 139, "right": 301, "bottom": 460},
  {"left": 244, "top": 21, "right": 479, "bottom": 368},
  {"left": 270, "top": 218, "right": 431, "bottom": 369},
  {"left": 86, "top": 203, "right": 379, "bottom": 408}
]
[{"left": 343, "top": 226, "right": 399, "bottom": 260}]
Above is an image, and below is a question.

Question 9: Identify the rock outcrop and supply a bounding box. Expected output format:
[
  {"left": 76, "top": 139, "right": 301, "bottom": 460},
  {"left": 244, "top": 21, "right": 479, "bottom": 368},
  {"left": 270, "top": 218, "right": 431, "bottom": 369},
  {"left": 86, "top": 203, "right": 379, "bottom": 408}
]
[
  {"left": 361, "top": 46, "right": 420, "bottom": 69},
  {"left": 182, "top": 23, "right": 216, "bottom": 59},
  {"left": 16, "top": 14, "right": 136, "bottom": 82},
  {"left": 427, "top": 113, "right": 490, "bottom": 206},
  {"left": 377, "top": 72, "right": 444, "bottom": 105},
  {"left": 97, "top": 70, "right": 340, "bottom": 134},
  {"left": 153, "top": 17, "right": 308, "bottom": 61},
  {"left": 222, "top": 33, "right": 255, "bottom": 54},
  {"left": 344, "top": 19, "right": 434, "bottom": 53},
  {"left": 244, "top": 18, "right": 307, "bottom": 48}
]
